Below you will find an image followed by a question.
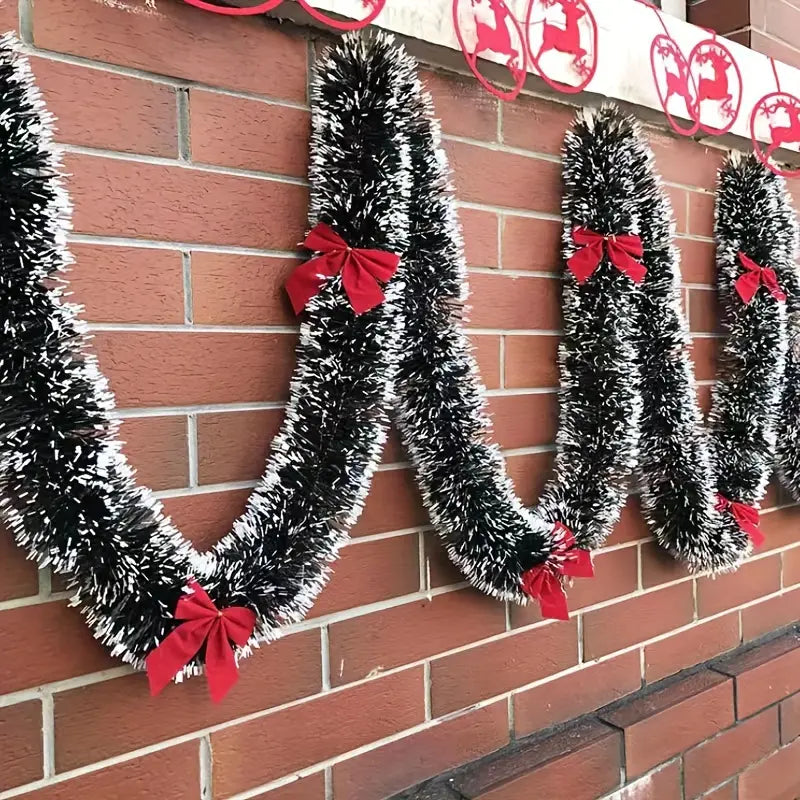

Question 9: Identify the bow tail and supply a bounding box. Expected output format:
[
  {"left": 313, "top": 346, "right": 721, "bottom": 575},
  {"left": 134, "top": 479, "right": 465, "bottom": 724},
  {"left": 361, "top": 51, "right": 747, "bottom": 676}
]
[
  {"left": 285, "top": 255, "right": 340, "bottom": 315},
  {"left": 145, "top": 617, "right": 214, "bottom": 697},
  {"left": 342, "top": 259, "right": 387, "bottom": 315},
  {"left": 205, "top": 620, "right": 241, "bottom": 703}
]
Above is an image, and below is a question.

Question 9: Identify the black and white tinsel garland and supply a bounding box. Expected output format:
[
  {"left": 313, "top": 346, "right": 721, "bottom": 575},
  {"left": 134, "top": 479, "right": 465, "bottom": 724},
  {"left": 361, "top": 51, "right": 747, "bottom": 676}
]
[
  {"left": 633, "top": 149, "right": 796, "bottom": 572},
  {"left": 0, "top": 32, "right": 416, "bottom": 686}
]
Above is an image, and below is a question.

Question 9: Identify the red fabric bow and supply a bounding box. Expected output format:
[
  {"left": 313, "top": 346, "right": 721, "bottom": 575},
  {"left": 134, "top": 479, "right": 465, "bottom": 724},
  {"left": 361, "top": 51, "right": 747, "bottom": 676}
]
[
  {"left": 566, "top": 227, "right": 647, "bottom": 285},
  {"left": 715, "top": 494, "right": 765, "bottom": 548},
  {"left": 520, "top": 522, "right": 594, "bottom": 620},
  {"left": 145, "top": 580, "right": 256, "bottom": 703},
  {"left": 735, "top": 252, "right": 786, "bottom": 305},
  {"left": 285, "top": 222, "right": 400, "bottom": 315}
]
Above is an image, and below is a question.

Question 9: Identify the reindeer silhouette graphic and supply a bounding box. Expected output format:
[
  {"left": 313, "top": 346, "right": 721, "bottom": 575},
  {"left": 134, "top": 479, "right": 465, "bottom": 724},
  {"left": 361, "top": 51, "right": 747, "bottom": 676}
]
[
  {"left": 696, "top": 47, "right": 733, "bottom": 118},
  {"left": 765, "top": 99, "right": 800, "bottom": 159},
  {"left": 469, "top": 0, "right": 524, "bottom": 80},
  {"left": 536, "top": 0, "right": 587, "bottom": 61}
]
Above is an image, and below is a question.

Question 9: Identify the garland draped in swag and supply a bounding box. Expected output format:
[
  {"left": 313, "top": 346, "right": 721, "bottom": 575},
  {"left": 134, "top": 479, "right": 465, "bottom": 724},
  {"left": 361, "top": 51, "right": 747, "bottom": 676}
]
[{"left": 0, "top": 29, "right": 799, "bottom": 694}]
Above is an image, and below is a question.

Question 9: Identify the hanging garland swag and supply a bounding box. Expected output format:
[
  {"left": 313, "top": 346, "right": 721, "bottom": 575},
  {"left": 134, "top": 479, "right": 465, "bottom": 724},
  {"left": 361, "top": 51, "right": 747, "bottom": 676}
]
[{"left": 1, "top": 31, "right": 799, "bottom": 699}]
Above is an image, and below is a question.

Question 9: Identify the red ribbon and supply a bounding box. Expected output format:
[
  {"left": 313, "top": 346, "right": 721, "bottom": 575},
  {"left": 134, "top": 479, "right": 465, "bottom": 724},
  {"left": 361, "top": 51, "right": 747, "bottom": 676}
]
[
  {"left": 285, "top": 222, "right": 400, "bottom": 315},
  {"left": 145, "top": 581, "right": 256, "bottom": 703},
  {"left": 566, "top": 227, "right": 647, "bottom": 285},
  {"left": 735, "top": 252, "right": 786, "bottom": 304},
  {"left": 715, "top": 494, "right": 766, "bottom": 548},
  {"left": 520, "top": 522, "right": 594, "bottom": 621}
]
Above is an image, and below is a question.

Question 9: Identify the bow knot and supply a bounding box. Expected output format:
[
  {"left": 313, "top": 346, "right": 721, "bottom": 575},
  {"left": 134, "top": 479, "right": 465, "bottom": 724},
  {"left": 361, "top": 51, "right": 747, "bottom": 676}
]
[
  {"left": 735, "top": 252, "right": 786, "bottom": 305},
  {"left": 285, "top": 222, "right": 400, "bottom": 315},
  {"left": 145, "top": 580, "right": 256, "bottom": 703},
  {"left": 520, "top": 522, "right": 594, "bottom": 620},
  {"left": 567, "top": 227, "right": 646, "bottom": 285},
  {"left": 715, "top": 494, "right": 765, "bottom": 548}
]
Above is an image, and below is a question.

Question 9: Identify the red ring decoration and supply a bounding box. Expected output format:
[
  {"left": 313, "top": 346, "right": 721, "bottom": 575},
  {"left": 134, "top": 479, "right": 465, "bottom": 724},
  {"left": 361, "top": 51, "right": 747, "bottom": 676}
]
[
  {"left": 524, "top": 0, "right": 598, "bottom": 95},
  {"left": 687, "top": 37, "right": 742, "bottom": 136},
  {"left": 182, "top": 0, "right": 282, "bottom": 14},
  {"left": 452, "top": 0, "right": 527, "bottom": 102},
  {"left": 750, "top": 91, "right": 800, "bottom": 178},
  {"left": 181, "top": 0, "right": 384, "bottom": 29},
  {"left": 650, "top": 34, "right": 700, "bottom": 137}
]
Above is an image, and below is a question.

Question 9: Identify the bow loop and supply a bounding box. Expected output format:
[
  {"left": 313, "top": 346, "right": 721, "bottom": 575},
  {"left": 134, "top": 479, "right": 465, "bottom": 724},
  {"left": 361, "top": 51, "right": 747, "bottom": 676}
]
[
  {"left": 716, "top": 494, "right": 765, "bottom": 548},
  {"left": 145, "top": 580, "right": 257, "bottom": 703},
  {"left": 520, "top": 522, "right": 594, "bottom": 621},
  {"left": 736, "top": 252, "right": 786, "bottom": 304},
  {"left": 567, "top": 227, "right": 647, "bottom": 284},
  {"left": 286, "top": 222, "right": 400, "bottom": 315}
]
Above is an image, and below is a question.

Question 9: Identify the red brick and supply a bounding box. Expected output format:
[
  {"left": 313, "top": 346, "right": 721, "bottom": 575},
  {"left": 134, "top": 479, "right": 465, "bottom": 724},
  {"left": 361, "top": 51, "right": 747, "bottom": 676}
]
[
  {"left": 505, "top": 450, "right": 554, "bottom": 506},
  {"left": 784, "top": 546, "right": 800, "bottom": 585},
  {"left": 22, "top": 743, "right": 200, "bottom": 800},
  {"left": 423, "top": 531, "right": 464, "bottom": 589},
  {"left": 196, "top": 409, "right": 284, "bottom": 485},
  {"left": 613, "top": 760, "right": 682, "bottom": 799},
  {"left": 468, "top": 272, "right": 560, "bottom": 330},
  {"left": 211, "top": 667, "right": 425, "bottom": 797},
  {"left": 679, "top": 238, "right": 717, "bottom": 285},
  {"left": 92, "top": 331, "right": 296, "bottom": 408},
  {"left": 739, "top": 736, "right": 800, "bottom": 800},
  {"left": 68, "top": 244, "right": 185, "bottom": 324},
  {"left": 33, "top": 0, "right": 307, "bottom": 100},
  {"left": 644, "top": 613, "right": 740, "bottom": 683},
  {"left": 684, "top": 707, "right": 779, "bottom": 797},
  {"left": 504, "top": 335, "right": 560, "bottom": 388},
  {"left": 741, "top": 587, "right": 800, "bottom": 641},
  {"left": 641, "top": 541, "right": 692, "bottom": 588},
  {"left": 607, "top": 498, "right": 652, "bottom": 545},
  {"left": 583, "top": 582, "right": 695, "bottom": 660},
  {"left": 461, "top": 208, "right": 499, "bottom": 268},
  {"left": 472, "top": 334, "right": 502, "bottom": 389},
  {"left": 66, "top": 153, "right": 308, "bottom": 250},
  {"left": 431, "top": 620, "right": 578, "bottom": 716},
  {"left": 697, "top": 555, "right": 782, "bottom": 617},
  {"left": 191, "top": 253, "right": 298, "bottom": 326},
  {"left": 446, "top": 140, "right": 561, "bottom": 213},
  {"left": 328, "top": 589, "right": 505, "bottom": 686},
  {"left": 120, "top": 415, "right": 188, "bottom": 491},
  {"left": 190, "top": 91, "right": 309, "bottom": 177},
  {"left": 689, "top": 288, "right": 720, "bottom": 333},
  {"left": 599, "top": 670, "right": 734, "bottom": 778},
  {"left": 714, "top": 632, "right": 800, "bottom": 718},
  {"left": 54, "top": 629, "right": 319, "bottom": 770},
  {"left": 0, "top": 701, "right": 43, "bottom": 792},
  {"left": 688, "top": 191, "right": 716, "bottom": 238},
  {"left": 332, "top": 701, "right": 509, "bottom": 800},
  {"left": 0, "top": 528, "right": 39, "bottom": 602},
  {"left": 486, "top": 392, "right": 558, "bottom": 451},
  {"left": 249, "top": 774, "right": 325, "bottom": 799},
  {"left": 455, "top": 719, "right": 621, "bottom": 800},
  {"left": 30, "top": 57, "right": 177, "bottom": 157},
  {"left": 648, "top": 132, "right": 726, "bottom": 192},
  {"left": 310, "top": 535, "right": 420, "bottom": 618},
  {"left": 666, "top": 185, "right": 689, "bottom": 234},
  {"left": 502, "top": 94, "right": 575, "bottom": 156},
  {"left": 781, "top": 693, "right": 800, "bottom": 744},
  {"left": 423, "top": 69, "right": 499, "bottom": 141},
  {"left": 690, "top": 336, "right": 719, "bottom": 382},
  {"left": 502, "top": 215, "right": 562, "bottom": 272},
  {"left": 0, "top": 601, "right": 116, "bottom": 694},
  {"left": 512, "top": 546, "right": 639, "bottom": 628},
  {"left": 513, "top": 650, "right": 641, "bottom": 736},
  {"left": 161, "top": 489, "right": 249, "bottom": 551},
  {"left": 352, "top": 468, "right": 428, "bottom": 537}
]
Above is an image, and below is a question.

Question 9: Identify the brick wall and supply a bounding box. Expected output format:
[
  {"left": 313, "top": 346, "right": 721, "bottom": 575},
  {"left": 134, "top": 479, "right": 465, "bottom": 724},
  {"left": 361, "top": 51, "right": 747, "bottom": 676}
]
[
  {"left": 401, "top": 628, "right": 800, "bottom": 799},
  {"left": 0, "top": 1, "right": 798, "bottom": 799}
]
